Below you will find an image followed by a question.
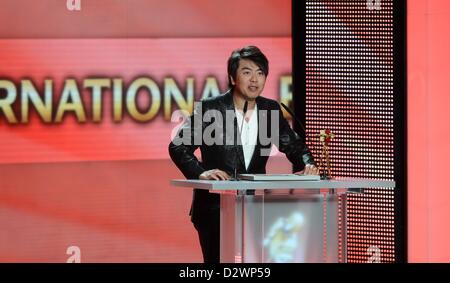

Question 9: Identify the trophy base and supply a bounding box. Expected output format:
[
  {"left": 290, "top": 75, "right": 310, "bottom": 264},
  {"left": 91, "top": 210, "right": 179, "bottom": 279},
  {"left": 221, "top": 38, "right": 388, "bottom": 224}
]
[{"left": 320, "top": 173, "right": 334, "bottom": 180}]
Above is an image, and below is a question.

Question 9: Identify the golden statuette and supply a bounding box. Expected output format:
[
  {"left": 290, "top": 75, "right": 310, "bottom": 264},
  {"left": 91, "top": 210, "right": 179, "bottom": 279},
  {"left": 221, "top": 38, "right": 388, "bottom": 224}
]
[{"left": 318, "top": 129, "right": 335, "bottom": 180}]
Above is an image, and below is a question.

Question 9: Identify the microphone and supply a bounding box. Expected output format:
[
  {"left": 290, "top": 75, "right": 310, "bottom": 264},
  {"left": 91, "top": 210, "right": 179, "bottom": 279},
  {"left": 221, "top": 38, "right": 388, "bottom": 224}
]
[
  {"left": 232, "top": 100, "right": 248, "bottom": 181},
  {"left": 242, "top": 100, "right": 249, "bottom": 120}
]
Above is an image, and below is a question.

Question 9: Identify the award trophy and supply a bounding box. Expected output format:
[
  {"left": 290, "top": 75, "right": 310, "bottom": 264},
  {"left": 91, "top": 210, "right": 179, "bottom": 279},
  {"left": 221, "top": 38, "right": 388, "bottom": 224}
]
[{"left": 318, "top": 129, "right": 335, "bottom": 180}]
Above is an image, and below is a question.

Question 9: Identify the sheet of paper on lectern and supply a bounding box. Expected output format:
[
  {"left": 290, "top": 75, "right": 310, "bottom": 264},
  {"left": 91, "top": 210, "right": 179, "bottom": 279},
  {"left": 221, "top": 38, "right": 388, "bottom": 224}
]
[{"left": 238, "top": 174, "right": 321, "bottom": 181}]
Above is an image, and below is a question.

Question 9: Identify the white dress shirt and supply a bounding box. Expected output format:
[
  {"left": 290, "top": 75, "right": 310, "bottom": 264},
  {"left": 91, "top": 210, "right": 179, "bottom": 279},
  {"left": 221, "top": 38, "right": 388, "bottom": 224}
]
[{"left": 235, "top": 104, "right": 258, "bottom": 170}]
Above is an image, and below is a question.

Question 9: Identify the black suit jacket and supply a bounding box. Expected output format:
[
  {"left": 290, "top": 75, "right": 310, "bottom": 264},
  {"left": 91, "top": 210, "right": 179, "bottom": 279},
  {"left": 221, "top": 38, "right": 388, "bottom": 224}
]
[{"left": 168, "top": 90, "right": 315, "bottom": 227}]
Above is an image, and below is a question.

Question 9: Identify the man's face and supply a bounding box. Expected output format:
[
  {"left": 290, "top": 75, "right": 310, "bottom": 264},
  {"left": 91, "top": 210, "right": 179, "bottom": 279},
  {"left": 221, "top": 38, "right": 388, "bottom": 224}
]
[{"left": 230, "top": 59, "right": 267, "bottom": 101}]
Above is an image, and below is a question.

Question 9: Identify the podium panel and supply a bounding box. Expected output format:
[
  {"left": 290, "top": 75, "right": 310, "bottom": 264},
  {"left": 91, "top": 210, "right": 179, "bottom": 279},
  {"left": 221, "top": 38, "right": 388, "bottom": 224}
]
[
  {"left": 171, "top": 178, "right": 395, "bottom": 263},
  {"left": 220, "top": 191, "right": 342, "bottom": 263}
]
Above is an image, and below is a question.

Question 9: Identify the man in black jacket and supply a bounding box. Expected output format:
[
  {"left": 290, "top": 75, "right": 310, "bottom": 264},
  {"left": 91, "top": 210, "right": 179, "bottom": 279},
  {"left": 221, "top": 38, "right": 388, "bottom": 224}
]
[{"left": 168, "top": 45, "right": 318, "bottom": 263}]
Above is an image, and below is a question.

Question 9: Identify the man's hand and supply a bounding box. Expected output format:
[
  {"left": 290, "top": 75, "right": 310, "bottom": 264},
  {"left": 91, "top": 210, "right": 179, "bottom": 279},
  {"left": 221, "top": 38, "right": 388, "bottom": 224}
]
[
  {"left": 295, "top": 164, "right": 319, "bottom": 175},
  {"left": 199, "top": 169, "right": 231, "bottom": 180}
]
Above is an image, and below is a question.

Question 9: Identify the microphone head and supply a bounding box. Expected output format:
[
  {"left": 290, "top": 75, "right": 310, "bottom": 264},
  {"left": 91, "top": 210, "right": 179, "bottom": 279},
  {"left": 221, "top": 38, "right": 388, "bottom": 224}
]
[
  {"left": 280, "top": 102, "right": 293, "bottom": 115},
  {"left": 243, "top": 101, "right": 248, "bottom": 114},
  {"left": 279, "top": 102, "right": 307, "bottom": 135}
]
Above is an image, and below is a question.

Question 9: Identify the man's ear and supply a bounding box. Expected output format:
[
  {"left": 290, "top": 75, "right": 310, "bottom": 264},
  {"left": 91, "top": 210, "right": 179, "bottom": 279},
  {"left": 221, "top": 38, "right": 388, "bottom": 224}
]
[{"left": 229, "top": 75, "right": 235, "bottom": 85}]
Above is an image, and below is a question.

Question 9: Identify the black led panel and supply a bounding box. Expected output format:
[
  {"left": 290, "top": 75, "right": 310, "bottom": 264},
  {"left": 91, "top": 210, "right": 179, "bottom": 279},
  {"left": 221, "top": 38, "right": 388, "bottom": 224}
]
[{"left": 294, "top": 0, "right": 406, "bottom": 263}]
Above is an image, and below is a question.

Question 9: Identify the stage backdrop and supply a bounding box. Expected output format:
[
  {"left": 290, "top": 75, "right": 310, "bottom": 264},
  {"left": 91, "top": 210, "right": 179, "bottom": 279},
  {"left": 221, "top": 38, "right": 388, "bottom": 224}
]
[
  {"left": 0, "top": 38, "right": 293, "bottom": 163},
  {"left": 0, "top": 0, "right": 293, "bottom": 262}
]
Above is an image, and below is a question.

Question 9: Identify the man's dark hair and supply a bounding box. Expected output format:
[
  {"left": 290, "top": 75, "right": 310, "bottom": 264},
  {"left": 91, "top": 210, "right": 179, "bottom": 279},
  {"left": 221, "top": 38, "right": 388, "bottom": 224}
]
[{"left": 227, "top": 45, "right": 269, "bottom": 89}]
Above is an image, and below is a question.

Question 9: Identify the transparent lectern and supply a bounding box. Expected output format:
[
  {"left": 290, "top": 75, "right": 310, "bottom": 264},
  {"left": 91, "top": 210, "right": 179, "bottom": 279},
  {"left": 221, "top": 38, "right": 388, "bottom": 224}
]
[{"left": 171, "top": 178, "right": 395, "bottom": 263}]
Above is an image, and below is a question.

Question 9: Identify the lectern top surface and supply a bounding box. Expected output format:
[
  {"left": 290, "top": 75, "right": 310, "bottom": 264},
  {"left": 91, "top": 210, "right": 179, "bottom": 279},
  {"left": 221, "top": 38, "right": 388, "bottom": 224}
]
[{"left": 171, "top": 178, "right": 395, "bottom": 190}]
